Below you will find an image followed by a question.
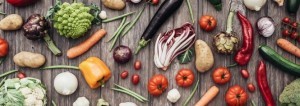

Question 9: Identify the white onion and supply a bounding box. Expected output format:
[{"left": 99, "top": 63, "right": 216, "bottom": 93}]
[
  {"left": 243, "top": 0, "right": 266, "bottom": 11},
  {"left": 54, "top": 72, "right": 78, "bottom": 95}
]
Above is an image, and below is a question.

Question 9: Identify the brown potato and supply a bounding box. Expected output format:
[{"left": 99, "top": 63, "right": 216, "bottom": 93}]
[
  {"left": 13, "top": 51, "right": 46, "bottom": 68},
  {"left": 102, "top": 0, "right": 126, "bottom": 10},
  {"left": 195, "top": 39, "right": 214, "bottom": 72},
  {"left": 0, "top": 14, "right": 23, "bottom": 31}
]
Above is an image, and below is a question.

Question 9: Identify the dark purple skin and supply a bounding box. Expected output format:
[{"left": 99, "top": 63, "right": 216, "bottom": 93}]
[{"left": 113, "top": 45, "right": 132, "bottom": 64}]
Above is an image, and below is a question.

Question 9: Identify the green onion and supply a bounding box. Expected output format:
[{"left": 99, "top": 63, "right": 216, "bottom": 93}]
[
  {"left": 40, "top": 65, "right": 79, "bottom": 70},
  {"left": 112, "top": 84, "right": 148, "bottom": 102},
  {"left": 0, "top": 70, "right": 18, "bottom": 78},
  {"left": 186, "top": 0, "right": 194, "bottom": 23},
  {"left": 183, "top": 79, "right": 199, "bottom": 106},
  {"left": 109, "top": 21, "right": 131, "bottom": 51},
  {"left": 121, "top": 4, "right": 146, "bottom": 37},
  {"left": 102, "top": 12, "right": 135, "bottom": 23},
  {"left": 107, "top": 17, "right": 127, "bottom": 42},
  {"left": 114, "top": 84, "right": 148, "bottom": 101}
]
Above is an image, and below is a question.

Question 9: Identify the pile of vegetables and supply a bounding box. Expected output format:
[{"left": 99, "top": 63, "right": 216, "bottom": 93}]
[
  {"left": 0, "top": 77, "right": 47, "bottom": 106},
  {"left": 154, "top": 23, "right": 196, "bottom": 70}
]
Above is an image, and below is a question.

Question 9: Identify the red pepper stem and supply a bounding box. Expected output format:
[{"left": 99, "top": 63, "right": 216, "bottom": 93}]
[
  {"left": 226, "top": 11, "right": 235, "bottom": 34},
  {"left": 227, "top": 63, "right": 237, "bottom": 68},
  {"left": 43, "top": 33, "right": 62, "bottom": 56}
]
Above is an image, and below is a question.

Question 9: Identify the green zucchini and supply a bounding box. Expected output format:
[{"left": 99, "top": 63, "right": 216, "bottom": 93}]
[
  {"left": 208, "top": 0, "right": 222, "bottom": 11},
  {"left": 258, "top": 45, "right": 300, "bottom": 76},
  {"left": 286, "top": 0, "right": 300, "bottom": 14}
]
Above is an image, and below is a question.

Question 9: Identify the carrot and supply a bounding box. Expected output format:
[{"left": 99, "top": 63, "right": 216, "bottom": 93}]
[
  {"left": 195, "top": 86, "right": 219, "bottom": 106},
  {"left": 277, "top": 38, "right": 300, "bottom": 58},
  {"left": 67, "top": 29, "right": 107, "bottom": 59}
]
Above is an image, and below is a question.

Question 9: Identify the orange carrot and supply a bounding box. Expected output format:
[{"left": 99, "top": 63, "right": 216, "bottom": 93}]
[
  {"left": 67, "top": 29, "right": 107, "bottom": 59},
  {"left": 195, "top": 86, "right": 219, "bottom": 106},
  {"left": 277, "top": 38, "right": 300, "bottom": 58}
]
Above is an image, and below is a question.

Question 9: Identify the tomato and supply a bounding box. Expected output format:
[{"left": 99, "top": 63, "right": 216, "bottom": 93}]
[
  {"left": 120, "top": 71, "right": 128, "bottom": 79},
  {"left": 148, "top": 74, "right": 168, "bottom": 96},
  {"left": 290, "top": 31, "right": 298, "bottom": 39},
  {"left": 17, "top": 71, "right": 26, "bottom": 79},
  {"left": 0, "top": 38, "right": 8, "bottom": 57},
  {"left": 131, "top": 74, "right": 140, "bottom": 85},
  {"left": 240, "top": 69, "right": 249, "bottom": 79},
  {"left": 282, "top": 17, "right": 291, "bottom": 24},
  {"left": 134, "top": 60, "right": 142, "bottom": 70},
  {"left": 175, "top": 69, "right": 194, "bottom": 87},
  {"left": 282, "top": 29, "right": 291, "bottom": 37},
  {"left": 247, "top": 83, "right": 256, "bottom": 92},
  {"left": 212, "top": 67, "right": 231, "bottom": 85},
  {"left": 225, "top": 85, "right": 248, "bottom": 106},
  {"left": 199, "top": 15, "right": 217, "bottom": 32},
  {"left": 291, "top": 22, "right": 298, "bottom": 29}
]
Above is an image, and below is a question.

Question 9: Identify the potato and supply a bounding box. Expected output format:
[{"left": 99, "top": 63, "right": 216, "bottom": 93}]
[
  {"left": 0, "top": 14, "right": 23, "bottom": 31},
  {"left": 13, "top": 51, "right": 46, "bottom": 68},
  {"left": 195, "top": 39, "right": 214, "bottom": 72},
  {"left": 102, "top": 0, "right": 126, "bottom": 10}
]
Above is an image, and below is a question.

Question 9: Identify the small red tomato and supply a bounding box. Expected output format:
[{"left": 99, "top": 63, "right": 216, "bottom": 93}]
[
  {"left": 150, "top": 0, "right": 159, "bottom": 5},
  {"left": 291, "top": 31, "right": 299, "bottom": 39},
  {"left": 134, "top": 60, "right": 142, "bottom": 70},
  {"left": 131, "top": 74, "right": 140, "bottom": 85},
  {"left": 120, "top": 71, "right": 128, "bottom": 79},
  {"left": 247, "top": 83, "right": 256, "bottom": 92},
  {"left": 212, "top": 67, "right": 231, "bottom": 85},
  {"left": 199, "top": 15, "right": 217, "bottom": 32},
  {"left": 0, "top": 38, "right": 8, "bottom": 57},
  {"left": 282, "top": 17, "right": 291, "bottom": 24},
  {"left": 17, "top": 72, "right": 26, "bottom": 79},
  {"left": 291, "top": 22, "right": 298, "bottom": 29},
  {"left": 240, "top": 69, "right": 249, "bottom": 79},
  {"left": 282, "top": 29, "right": 291, "bottom": 37}
]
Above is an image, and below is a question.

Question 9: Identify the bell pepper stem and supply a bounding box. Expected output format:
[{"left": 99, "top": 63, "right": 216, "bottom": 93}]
[
  {"left": 43, "top": 34, "right": 62, "bottom": 56},
  {"left": 226, "top": 11, "right": 235, "bottom": 34},
  {"left": 0, "top": 70, "right": 18, "bottom": 78},
  {"left": 41, "top": 65, "right": 79, "bottom": 70}
]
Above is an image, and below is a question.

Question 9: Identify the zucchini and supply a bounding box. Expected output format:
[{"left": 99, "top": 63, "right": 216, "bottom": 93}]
[
  {"left": 259, "top": 45, "right": 300, "bottom": 76},
  {"left": 286, "top": 0, "right": 300, "bottom": 14},
  {"left": 208, "top": 0, "right": 222, "bottom": 11}
]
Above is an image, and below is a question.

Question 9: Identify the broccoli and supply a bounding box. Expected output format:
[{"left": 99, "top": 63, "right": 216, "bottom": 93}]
[{"left": 279, "top": 78, "right": 300, "bottom": 106}]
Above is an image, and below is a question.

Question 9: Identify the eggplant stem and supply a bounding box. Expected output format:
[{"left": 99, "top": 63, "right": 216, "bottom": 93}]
[
  {"left": 43, "top": 34, "right": 62, "bottom": 56},
  {"left": 102, "top": 12, "right": 135, "bottom": 23},
  {"left": 135, "top": 37, "right": 150, "bottom": 54},
  {"left": 0, "top": 70, "right": 18, "bottom": 78},
  {"left": 40, "top": 65, "right": 79, "bottom": 70},
  {"left": 226, "top": 11, "right": 235, "bottom": 34}
]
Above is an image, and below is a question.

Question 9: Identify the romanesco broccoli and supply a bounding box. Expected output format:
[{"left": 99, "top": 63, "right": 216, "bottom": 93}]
[{"left": 279, "top": 78, "right": 300, "bottom": 106}]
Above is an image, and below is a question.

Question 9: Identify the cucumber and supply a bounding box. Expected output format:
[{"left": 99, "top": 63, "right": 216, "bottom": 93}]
[
  {"left": 286, "top": 0, "right": 300, "bottom": 14},
  {"left": 258, "top": 45, "right": 300, "bottom": 76}
]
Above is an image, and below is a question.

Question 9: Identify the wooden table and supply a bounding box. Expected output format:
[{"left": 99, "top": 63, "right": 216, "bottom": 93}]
[{"left": 0, "top": 0, "right": 298, "bottom": 105}]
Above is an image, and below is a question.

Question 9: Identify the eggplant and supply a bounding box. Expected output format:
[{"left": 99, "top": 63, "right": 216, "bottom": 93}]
[
  {"left": 286, "top": 0, "right": 300, "bottom": 14},
  {"left": 135, "top": 0, "right": 184, "bottom": 54}
]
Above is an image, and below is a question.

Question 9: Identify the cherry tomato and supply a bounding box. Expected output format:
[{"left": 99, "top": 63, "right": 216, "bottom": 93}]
[
  {"left": 291, "top": 22, "right": 298, "bottom": 29},
  {"left": 212, "top": 67, "right": 231, "bottom": 85},
  {"left": 247, "top": 83, "right": 256, "bottom": 92},
  {"left": 240, "top": 69, "right": 249, "bottom": 79},
  {"left": 225, "top": 85, "right": 248, "bottom": 106},
  {"left": 134, "top": 60, "right": 142, "bottom": 70},
  {"left": 131, "top": 74, "right": 140, "bottom": 85},
  {"left": 148, "top": 74, "right": 168, "bottom": 96},
  {"left": 120, "top": 71, "right": 128, "bottom": 79},
  {"left": 148, "top": 0, "right": 159, "bottom": 5},
  {"left": 282, "top": 17, "right": 291, "bottom": 24},
  {"left": 17, "top": 71, "right": 26, "bottom": 79},
  {"left": 199, "top": 15, "right": 217, "bottom": 32},
  {"left": 0, "top": 38, "right": 8, "bottom": 57},
  {"left": 290, "top": 31, "right": 299, "bottom": 39},
  {"left": 282, "top": 29, "right": 291, "bottom": 37},
  {"left": 175, "top": 69, "right": 194, "bottom": 87}
]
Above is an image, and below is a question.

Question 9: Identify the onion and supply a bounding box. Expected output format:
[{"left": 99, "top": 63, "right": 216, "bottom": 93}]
[
  {"left": 256, "top": 16, "right": 275, "bottom": 37},
  {"left": 243, "top": 0, "right": 267, "bottom": 11},
  {"left": 154, "top": 23, "right": 196, "bottom": 71},
  {"left": 54, "top": 72, "right": 78, "bottom": 95}
]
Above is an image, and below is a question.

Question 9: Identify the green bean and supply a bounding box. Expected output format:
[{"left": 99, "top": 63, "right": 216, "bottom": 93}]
[
  {"left": 0, "top": 77, "right": 7, "bottom": 87},
  {"left": 114, "top": 84, "right": 148, "bottom": 101},
  {"left": 0, "top": 70, "right": 18, "bottom": 78},
  {"left": 186, "top": 0, "right": 194, "bottom": 23},
  {"left": 109, "top": 21, "right": 131, "bottom": 51},
  {"left": 106, "top": 17, "right": 127, "bottom": 42},
  {"left": 0, "top": 56, "right": 6, "bottom": 66},
  {"left": 111, "top": 88, "right": 145, "bottom": 102},
  {"left": 121, "top": 4, "right": 146, "bottom": 37},
  {"left": 40, "top": 65, "right": 79, "bottom": 70},
  {"left": 102, "top": 12, "right": 135, "bottom": 23},
  {"left": 183, "top": 80, "right": 200, "bottom": 106}
]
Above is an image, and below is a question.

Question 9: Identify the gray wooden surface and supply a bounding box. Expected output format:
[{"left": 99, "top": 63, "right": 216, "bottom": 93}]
[{"left": 0, "top": 0, "right": 298, "bottom": 105}]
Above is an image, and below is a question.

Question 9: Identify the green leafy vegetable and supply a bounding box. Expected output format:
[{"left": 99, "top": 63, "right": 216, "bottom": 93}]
[
  {"left": 279, "top": 78, "right": 300, "bottom": 106},
  {"left": 177, "top": 49, "right": 193, "bottom": 64}
]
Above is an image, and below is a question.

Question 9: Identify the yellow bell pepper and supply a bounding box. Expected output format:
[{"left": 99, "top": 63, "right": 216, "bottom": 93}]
[{"left": 79, "top": 57, "right": 111, "bottom": 89}]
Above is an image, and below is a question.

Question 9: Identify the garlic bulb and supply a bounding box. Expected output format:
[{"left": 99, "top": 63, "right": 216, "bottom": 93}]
[
  {"left": 54, "top": 72, "right": 78, "bottom": 95},
  {"left": 243, "top": 0, "right": 267, "bottom": 11},
  {"left": 167, "top": 89, "right": 181, "bottom": 103},
  {"left": 99, "top": 11, "right": 107, "bottom": 19}
]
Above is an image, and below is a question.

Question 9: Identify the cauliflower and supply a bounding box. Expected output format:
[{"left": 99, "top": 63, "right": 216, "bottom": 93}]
[
  {"left": 53, "top": 2, "right": 94, "bottom": 39},
  {"left": 167, "top": 88, "right": 181, "bottom": 103},
  {"left": 279, "top": 78, "right": 300, "bottom": 105},
  {"left": 73, "top": 97, "right": 90, "bottom": 106}
]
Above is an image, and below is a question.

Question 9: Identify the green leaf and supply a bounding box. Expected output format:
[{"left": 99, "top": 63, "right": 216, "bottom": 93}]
[
  {"left": 177, "top": 49, "right": 194, "bottom": 64},
  {"left": 89, "top": 4, "right": 101, "bottom": 25},
  {"left": 45, "top": 0, "right": 62, "bottom": 20}
]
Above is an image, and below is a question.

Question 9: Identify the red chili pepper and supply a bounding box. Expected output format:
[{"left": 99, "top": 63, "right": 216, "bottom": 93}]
[
  {"left": 256, "top": 60, "right": 275, "bottom": 106},
  {"left": 234, "top": 12, "right": 254, "bottom": 66},
  {"left": 6, "top": 0, "right": 39, "bottom": 7}
]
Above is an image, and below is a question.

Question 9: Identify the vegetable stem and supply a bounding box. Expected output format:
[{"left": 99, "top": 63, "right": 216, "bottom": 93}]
[
  {"left": 226, "top": 11, "right": 235, "bottom": 34},
  {"left": 114, "top": 84, "right": 148, "bottom": 101},
  {"left": 183, "top": 79, "right": 199, "bottom": 106},
  {"left": 109, "top": 21, "right": 131, "bottom": 51},
  {"left": 107, "top": 17, "right": 127, "bottom": 42},
  {"left": 0, "top": 70, "right": 18, "bottom": 78},
  {"left": 135, "top": 37, "right": 150, "bottom": 54},
  {"left": 121, "top": 4, "right": 146, "bottom": 37},
  {"left": 102, "top": 12, "right": 135, "bottom": 23},
  {"left": 186, "top": 0, "right": 194, "bottom": 23},
  {"left": 43, "top": 34, "right": 62, "bottom": 56},
  {"left": 41, "top": 65, "right": 79, "bottom": 70}
]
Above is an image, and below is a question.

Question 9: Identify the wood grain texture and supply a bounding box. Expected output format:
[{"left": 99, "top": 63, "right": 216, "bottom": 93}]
[{"left": 0, "top": 0, "right": 298, "bottom": 105}]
